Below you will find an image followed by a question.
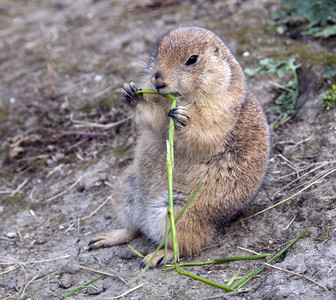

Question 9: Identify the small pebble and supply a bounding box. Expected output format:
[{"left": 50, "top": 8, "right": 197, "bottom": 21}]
[
  {"left": 77, "top": 183, "right": 86, "bottom": 192},
  {"left": 6, "top": 232, "right": 17, "bottom": 238},
  {"left": 58, "top": 273, "right": 73, "bottom": 289},
  {"left": 35, "top": 238, "right": 47, "bottom": 245},
  {"left": 94, "top": 74, "right": 103, "bottom": 81},
  {"left": 85, "top": 281, "right": 105, "bottom": 295}
]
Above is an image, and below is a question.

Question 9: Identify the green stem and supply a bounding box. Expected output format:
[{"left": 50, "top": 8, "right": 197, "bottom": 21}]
[
  {"left": 164, "top": 254, "right": 269, "bottom": 271},
  {"left": 177, "top": 267, "right": 232, "bottom": 292},
  {"left": 164, "top": 212, "right": 169, "bottom": 265},
  {"left": 137, "top": 89, "right": 164, "bottom": 95},
  {"left": 166, "top": 94, "right": 179, "bottom": 263},
  {"left": 128, "top": 90, "right": 179, "bottom": 279},
  {"left": 137, "top": 89, "right": 174, "bottom": 103},
  {"left": 137, "top": 89, "right": 177, "bottom": 246}
]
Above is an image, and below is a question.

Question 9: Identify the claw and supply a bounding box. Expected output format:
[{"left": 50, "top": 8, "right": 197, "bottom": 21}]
[
  {"left": 130, "top": 82, "right": 138, "bottom": 93},
  {"left": 88, "top": 240, "right": 95, "bottom": 251},
  {"left": 123, "top": 83, "right": 134, "bottom": 97},
  {"left": 139, "top": 260, "right": 146, "bottom": 269},
  {"left": 168, "top": 106, "right": 190, "bottom": 128},
  {"left": 121, "top": 82, "right": 143, "bottom": 107},
  {"left": 88, "top": 229, "right": 138, "bottom": 252},
  {"left": 140, "top": 249, "right": 174, "bottom": 269}
]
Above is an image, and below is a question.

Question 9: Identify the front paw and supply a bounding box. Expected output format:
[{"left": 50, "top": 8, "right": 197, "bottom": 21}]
[
  {"left": 168, "top": 106, "right": 190, "bottom": 129},
  {"left": 121, "top": 82, "right": 143, "bottom": 107}
]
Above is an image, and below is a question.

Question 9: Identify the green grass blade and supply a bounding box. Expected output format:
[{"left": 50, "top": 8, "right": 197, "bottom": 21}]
[
  {"left": 128, "top": 245, "right": 144, "bottom": 258},
  {"left": 59, "top": 275, "right": 106, "bottom": 299},
  {"left": 227, "top": 267, "right": 241, "bottom": 286},
  {"left": 228, "top": 267, "right": 258, "bottom": 290},
  {"left": 177, "top": 267, "right": 232, "bottom": 292},
  {"left": 175, "top": 181, "right": 204, "bottom": 224}
]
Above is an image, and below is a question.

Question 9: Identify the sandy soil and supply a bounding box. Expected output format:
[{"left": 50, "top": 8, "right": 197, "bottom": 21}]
[{"left": 1, "top": 0, "right": 335, "bottom": 299}]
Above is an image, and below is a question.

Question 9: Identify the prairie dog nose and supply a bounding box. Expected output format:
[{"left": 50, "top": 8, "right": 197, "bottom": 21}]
[{"left": 151, "top": 70, "right": 166, "bottom": 91}]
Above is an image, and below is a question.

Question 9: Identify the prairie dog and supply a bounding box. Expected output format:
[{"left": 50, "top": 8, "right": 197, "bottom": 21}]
[{"left": 89, "top": 26, "right": 269, "bottom": 267}]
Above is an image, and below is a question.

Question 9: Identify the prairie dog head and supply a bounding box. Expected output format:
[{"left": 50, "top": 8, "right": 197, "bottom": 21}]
[{"left": 147, "top": 26, "right": 243, "bottom": 101}]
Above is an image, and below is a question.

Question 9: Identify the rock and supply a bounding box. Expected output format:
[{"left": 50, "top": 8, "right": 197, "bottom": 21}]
[
  {"left": 6, "top": 232, "right": 17, "bottom": 238},
  {"left": 58, "top": 273, "right": 73, "bottom": 289},
  {"left": 77, "top": 183, "right": 86, "bottom": 192},
  {"left": 85, "top": 281, "right": 105, "bottom": 295}
]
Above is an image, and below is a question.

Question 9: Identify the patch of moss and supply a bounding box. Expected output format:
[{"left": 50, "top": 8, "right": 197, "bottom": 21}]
[
  {"left": 264, "top": 42, "right": 336, "bottom": 67},
  {"left": 206, "top": 8, "right": 276, "bottom": 50},
  {"left": 225, "top": 24, "right": 266, "bottom": 46}
]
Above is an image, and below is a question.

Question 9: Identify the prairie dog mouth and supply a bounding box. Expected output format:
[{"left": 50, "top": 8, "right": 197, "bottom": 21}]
[{"left": 153, "top": 86, "right": 181, "bottom": 97}]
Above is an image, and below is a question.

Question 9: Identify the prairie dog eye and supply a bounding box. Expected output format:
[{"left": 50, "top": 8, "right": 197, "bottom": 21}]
[{"left": 185, "top": 55, "right": 198, "bottom": 66}]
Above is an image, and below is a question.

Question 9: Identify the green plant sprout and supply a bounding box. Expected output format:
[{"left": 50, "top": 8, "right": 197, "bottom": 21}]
[
  {"left": 245, "top": 58, "right": 301, "bottom": 128},
  {"left": 323, "top": 84, "right": 336, "bottom": 110}
]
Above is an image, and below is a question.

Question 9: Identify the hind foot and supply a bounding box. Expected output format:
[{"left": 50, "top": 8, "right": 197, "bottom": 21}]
[
  {"left": 139, "top": 249, "right": 174, "bottom": 269},
  {"left": 88, "top": 228, "right": 138, "bottom": 251}
]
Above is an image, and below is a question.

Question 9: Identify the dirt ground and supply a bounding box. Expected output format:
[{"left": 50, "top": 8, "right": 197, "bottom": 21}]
[{"left": 1, "top": 0, "right": 336, "bottom": 299}]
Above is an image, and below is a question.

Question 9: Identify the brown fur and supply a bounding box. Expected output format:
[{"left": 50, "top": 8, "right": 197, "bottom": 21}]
[{"left": 89, "top": 26, "right": 269, "bottom": 265}]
